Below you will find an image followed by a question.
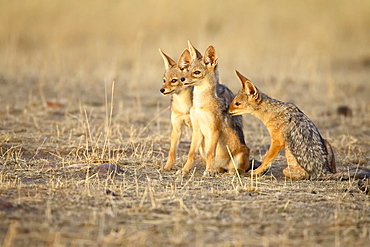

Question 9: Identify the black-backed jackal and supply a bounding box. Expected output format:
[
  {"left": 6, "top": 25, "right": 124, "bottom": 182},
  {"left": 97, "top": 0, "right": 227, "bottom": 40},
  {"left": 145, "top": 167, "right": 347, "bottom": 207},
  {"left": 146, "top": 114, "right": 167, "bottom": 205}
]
[
  {"left": 159, "top": 47, "right": 246, "bottom": 172},
  {"left": 180, "top": 42, "right": 250, "bottom": 176},
  {"left": 229, "top": 70, "right": 370, "bottom": 180},
  {"left": 159, "top": 49, "right": 193, "bottom": 171}
]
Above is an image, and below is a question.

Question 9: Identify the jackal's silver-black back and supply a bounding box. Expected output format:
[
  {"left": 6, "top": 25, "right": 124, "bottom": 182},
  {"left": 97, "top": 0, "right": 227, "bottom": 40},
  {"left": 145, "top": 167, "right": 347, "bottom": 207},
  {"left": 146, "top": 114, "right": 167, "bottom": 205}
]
[
  {"left": 283, "top": 104, "right": 332, "bottom": 179},
  {"left": 216, "top": 83, "right": 246, "bottom": 145}
]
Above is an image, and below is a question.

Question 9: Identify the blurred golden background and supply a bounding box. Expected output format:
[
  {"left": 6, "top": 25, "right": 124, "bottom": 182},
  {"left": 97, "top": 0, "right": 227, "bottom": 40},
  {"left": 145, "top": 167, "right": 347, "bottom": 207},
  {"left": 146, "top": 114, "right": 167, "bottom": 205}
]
[{"left": 0, "top": 0, "right": 369, "bottom": 123}]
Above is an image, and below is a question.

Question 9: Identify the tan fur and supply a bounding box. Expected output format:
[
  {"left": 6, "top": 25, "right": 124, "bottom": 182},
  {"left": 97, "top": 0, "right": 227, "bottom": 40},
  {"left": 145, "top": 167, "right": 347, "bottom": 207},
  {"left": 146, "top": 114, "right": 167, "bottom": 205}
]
[
  {"left": 181, "top": 42, "right": 250, "bottom": 176},
  {"left": 283, "top": 147, "right": 309, "bottom": 180},
  {"left": 159, "top": 48, "right": 243, "bottom": 172},
  {"left": 230, "top": 71, "right": 370, "bottom": 180},
  {"left": 229, "top": 70, "right": 333, "bottom": 180},
  {"left": 159, "top": 49, "right": 194, "bottom": 171}
]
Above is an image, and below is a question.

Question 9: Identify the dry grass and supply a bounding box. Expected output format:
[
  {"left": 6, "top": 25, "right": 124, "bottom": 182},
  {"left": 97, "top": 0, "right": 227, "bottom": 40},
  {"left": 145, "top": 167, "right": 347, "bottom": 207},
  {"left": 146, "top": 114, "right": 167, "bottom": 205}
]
[{"left": 0, "top": 0, "right": 370, "bottom": 246}]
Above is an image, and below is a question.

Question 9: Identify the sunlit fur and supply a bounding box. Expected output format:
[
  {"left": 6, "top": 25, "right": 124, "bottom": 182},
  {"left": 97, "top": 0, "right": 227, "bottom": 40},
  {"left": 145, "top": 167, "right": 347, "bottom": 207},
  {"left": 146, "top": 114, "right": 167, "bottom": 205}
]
[
  {"left": 159, "top": 49, "right": 194, "bottom": 171},
  {"left": 229, "top": 70, "right": 336, "bottom": 179},
  {"left": 180, "top": 42, "right": 250, "bottom": 176},
  {"left": 159, "top": 48, "right": 245, "bottom": 172}
]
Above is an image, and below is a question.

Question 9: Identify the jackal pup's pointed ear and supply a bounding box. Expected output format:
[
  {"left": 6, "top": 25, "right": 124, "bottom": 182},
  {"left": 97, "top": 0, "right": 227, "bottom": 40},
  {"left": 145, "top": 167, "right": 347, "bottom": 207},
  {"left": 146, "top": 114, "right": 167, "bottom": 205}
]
[
  {"left": 177, "top": 49, "right": 191, "bottom": 71},
  {"left": 235, "top": 70, "right": 258, "bottom": 98},
  {"left": 187, "top": 40, "right": 202, "bottom": 60},
  {"left": 203, "top": 45, "right": 218, "bottom": 66},
  {"left": 159, "top": 49, "right": 176, "bottom": 70}
]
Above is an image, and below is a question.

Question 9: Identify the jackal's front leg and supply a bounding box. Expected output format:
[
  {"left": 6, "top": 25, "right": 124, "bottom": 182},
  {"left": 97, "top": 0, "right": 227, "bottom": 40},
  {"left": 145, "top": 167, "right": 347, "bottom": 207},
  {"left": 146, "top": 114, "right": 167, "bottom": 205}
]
[
  {"left": 181, "top": 128, "right": 203, "bottom": 174},
  {"left": 203, "top": 130, "right": 220, "bottom": 176},
  {"left": 252, "top": 140, "right": 283, "bottom": 175},
  {"left": 162, "top": 124, "right": 183, "bottom": 171}
]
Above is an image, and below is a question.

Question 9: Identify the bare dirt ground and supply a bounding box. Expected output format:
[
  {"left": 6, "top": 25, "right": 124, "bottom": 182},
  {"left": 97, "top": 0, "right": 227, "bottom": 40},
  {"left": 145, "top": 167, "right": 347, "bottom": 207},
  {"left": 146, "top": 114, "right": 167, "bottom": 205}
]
[{"left": 0, "top": 1, "right": 370, "bottom": 246}]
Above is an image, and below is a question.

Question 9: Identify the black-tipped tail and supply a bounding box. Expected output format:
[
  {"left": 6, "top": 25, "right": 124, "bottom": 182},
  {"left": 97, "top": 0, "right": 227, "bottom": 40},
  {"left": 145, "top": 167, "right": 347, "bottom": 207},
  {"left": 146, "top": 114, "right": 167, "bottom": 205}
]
[
  {"left": 358, "top": 178, "right": 370, "bottom": 194},
  {"left": 323, "top": 166, "right": 370, "bottom": 180}
]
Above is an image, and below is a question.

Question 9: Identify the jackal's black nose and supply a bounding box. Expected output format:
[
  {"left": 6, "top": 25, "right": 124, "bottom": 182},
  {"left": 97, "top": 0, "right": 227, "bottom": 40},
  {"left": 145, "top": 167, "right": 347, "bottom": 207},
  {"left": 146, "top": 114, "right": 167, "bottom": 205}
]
[
  {"left": 180, "top": 77, "right": 185, "bottom": 82},
  {"left": 160, "top": 88, "right": 165, "bottom": 93}
]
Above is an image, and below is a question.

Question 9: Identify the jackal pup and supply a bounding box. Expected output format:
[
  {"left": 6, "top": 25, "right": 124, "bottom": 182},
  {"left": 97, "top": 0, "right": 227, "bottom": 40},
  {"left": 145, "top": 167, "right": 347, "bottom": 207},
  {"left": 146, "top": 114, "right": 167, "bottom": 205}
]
[
  {"left": 180, "top": 43, "right": 250, "bottom": 176},
  {"left": 159, "top": 49, "right": 193, "bottom": 171},
  {"left": 230, "top": 70, "right": 339, "bottom": 180},
  {"left": 159, "top": 47, "right": 245, "bottom": 172}
]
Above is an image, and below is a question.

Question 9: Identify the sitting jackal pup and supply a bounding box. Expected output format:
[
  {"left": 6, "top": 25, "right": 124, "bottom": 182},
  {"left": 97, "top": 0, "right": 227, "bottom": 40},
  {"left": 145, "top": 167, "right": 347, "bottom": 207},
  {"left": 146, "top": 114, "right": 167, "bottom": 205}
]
[
  {"left": 159, "top": 48, "right": 244, "bottom": 171},
  {"left": 180, "top": 43, "right": 250, "bottom": 175},
  {"left": 229, "top": 70, "right": 336, "bottom": 180},
  {"left": 159, "top": 49, "right": 194, "bottom": 171}
]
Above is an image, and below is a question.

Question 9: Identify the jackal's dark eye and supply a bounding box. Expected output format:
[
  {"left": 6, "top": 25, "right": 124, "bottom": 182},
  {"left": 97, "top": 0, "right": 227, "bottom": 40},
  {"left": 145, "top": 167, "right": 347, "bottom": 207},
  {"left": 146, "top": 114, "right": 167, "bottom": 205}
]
[
  {"left": 163, "top": 79, "right": 166, "bottom": 83},
  {"left": 171, "top": 79, "right": 177, "bottom": 83},
  {"left": 194, "top": 70, "right": 201, "bottom": 75},
  {"left": 235, "top": 102, "right": 241, "bottom": 106}
]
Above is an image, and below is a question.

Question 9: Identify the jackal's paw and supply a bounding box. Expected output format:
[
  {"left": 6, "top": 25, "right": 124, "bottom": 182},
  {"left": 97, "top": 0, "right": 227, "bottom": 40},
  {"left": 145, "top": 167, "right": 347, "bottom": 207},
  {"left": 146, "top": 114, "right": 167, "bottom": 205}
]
[
  {"left": 228, "top": 168, "right": 244, "bottom": 175},
  {"left": 249, "top": 172, "right": 263, "bottom": 178},
  {"left": 176, "top": 169, "right": 189, "bottom": 175},
  {"left": 248, "top": 166, "right": 270, "bottom": 177},
  {"left": 160, "top": 166, "right": 172, "bottom": 172},
  {"left": 251, "top": 166, "right": 267, "bottom": 175},
  {"left": 203, "top": 170, "right": 215, "bottom": 177},
  {"left": 249, "top": 159, "right": 262, "bottom": 170}
]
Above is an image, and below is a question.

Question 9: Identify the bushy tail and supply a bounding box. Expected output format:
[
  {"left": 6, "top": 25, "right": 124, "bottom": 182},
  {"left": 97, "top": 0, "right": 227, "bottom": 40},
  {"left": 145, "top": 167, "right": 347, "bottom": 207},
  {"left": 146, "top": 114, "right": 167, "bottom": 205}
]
[
  {"left": 320, "top": 166, "right": 370, "bottom": 194},
  {"left": 358, "top": 178, "right": 370, "bottom": 194},
  {"left": 322, "top": 166, "right": 370, "bottom": 180}
]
